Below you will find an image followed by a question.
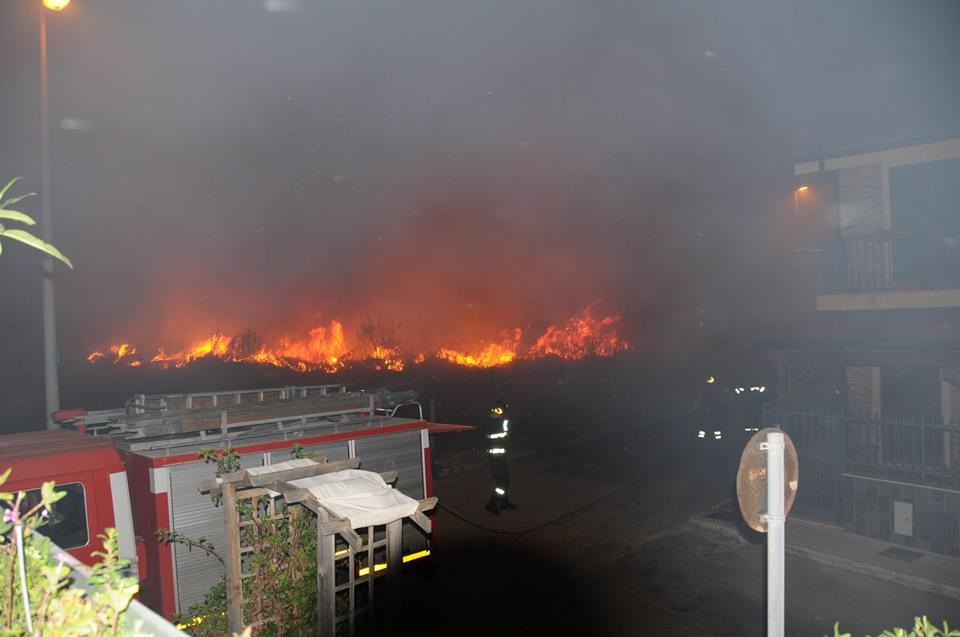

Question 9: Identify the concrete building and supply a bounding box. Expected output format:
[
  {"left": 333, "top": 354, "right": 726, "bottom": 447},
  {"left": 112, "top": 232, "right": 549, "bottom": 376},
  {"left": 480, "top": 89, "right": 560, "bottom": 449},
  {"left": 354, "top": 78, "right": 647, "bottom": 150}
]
[{"left": 761, "top": 131, "right": 960, "bottom": 556}]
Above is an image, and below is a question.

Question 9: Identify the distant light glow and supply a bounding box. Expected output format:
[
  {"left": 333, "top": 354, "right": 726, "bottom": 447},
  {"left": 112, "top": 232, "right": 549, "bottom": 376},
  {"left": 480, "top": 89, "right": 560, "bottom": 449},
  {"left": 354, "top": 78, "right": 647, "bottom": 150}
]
[
  {"left": 43, "top": 0, "right": 70, "bottom": 10},
  {"left": 263, "top": 0, "right": 300, "bottom": 11},
  {"left": 796, "top": 185, "right": 809, "bottom": 193}
]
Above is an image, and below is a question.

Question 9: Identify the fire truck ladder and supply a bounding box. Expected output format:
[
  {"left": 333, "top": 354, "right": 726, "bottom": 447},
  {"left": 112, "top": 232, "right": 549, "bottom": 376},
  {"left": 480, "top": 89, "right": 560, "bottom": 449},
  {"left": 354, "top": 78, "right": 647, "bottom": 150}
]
[{"left": 84, "top": 384, "right": 421, "bottom": 450}]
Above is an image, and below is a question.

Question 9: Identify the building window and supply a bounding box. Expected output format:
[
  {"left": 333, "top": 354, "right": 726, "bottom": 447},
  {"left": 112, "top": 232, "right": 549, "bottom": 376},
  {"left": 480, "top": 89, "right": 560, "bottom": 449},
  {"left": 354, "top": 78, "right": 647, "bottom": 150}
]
[
  {"left": 889, "top": 157, "right": 960, "bottom": 286},
  {"left": 23, "top": 482, "right": 89, "bottom": 550},
  {"left": 890, "top": 157, "right": 960, "bottom": 230},
  {"left": 880, "top": 366, "right": 941, "bottom": 423}
]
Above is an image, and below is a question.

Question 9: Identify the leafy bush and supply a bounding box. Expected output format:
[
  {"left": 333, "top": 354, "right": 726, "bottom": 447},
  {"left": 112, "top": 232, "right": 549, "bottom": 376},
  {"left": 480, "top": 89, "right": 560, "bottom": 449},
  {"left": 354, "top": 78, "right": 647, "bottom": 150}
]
[{"left": 828, "top": 616, "right": 960, "bottom": 637}]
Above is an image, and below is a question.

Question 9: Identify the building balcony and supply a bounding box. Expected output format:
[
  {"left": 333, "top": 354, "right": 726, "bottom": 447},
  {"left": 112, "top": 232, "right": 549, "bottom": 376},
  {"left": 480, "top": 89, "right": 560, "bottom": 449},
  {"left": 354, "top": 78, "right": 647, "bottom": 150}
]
[{"left": 816, "top": 227, "right": 960, "bottom": 311}]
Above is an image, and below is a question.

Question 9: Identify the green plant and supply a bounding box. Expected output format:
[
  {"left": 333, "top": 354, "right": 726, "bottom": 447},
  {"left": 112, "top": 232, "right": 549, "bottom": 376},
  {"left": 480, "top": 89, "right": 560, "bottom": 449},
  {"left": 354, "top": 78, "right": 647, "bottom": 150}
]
[
  {"left": 199, "top": 447, "right": 242, "bottom": 507},
  {"left": 1, "top": 469, "right": 141, "bottom": 636},
  {"left": 154, "top": 529, "right": 224, "bottom": 566},
  {"left": 0, "top": 178, "right": 72, "bottom": 268},
  {"left": 290, "top": 443, "right": 317, "bottom": 461},
  {"left": 828, "top": 616, "right": 960, "bottom": 637},
  {"left": 160, "top": 449, "right": 319, "bottom": 636}
]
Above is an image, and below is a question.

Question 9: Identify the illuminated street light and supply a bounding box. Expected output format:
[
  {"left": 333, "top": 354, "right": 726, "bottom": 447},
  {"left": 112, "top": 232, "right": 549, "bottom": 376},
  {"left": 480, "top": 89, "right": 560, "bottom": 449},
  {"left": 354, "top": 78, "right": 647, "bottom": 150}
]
[
  {"left": 43, "top": 0, "right": 70, "bottom": 10},
  {"left": 794, "top": 185, "right": 809, "bottom": 214}
]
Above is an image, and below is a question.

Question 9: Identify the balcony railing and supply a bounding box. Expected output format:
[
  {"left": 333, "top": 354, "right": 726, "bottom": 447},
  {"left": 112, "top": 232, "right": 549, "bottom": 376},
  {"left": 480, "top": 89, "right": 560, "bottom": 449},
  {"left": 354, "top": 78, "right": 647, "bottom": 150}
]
[{"left": 820, "top": 227, "right": 960, "bottom": 293}]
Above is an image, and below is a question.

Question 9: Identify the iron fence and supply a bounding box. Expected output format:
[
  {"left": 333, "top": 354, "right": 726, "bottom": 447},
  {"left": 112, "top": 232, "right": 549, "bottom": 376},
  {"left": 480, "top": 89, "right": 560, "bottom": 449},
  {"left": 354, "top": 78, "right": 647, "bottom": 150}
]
[
  {"left": 765, "top": 406, "right": 960, "bottom": 504},
  {"left": 844, "top": 416, "right": 960, "bottom": 488},
  {"left": 820, "top": 228, "right": 960, "bottom": 293}
]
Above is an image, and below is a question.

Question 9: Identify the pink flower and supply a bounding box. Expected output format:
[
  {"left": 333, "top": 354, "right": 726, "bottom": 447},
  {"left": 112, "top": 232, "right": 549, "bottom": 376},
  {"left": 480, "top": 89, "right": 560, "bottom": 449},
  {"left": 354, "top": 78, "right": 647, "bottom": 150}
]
[{"left": 3, "top": 508, "right": 18, "bottom": 525}]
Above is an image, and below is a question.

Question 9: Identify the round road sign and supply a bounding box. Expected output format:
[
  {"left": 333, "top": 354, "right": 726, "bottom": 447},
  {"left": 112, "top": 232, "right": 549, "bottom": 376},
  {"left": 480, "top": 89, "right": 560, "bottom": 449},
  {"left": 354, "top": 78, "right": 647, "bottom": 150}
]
[{"left": 736, "top": 427, "right": 799, "bottom": 533}]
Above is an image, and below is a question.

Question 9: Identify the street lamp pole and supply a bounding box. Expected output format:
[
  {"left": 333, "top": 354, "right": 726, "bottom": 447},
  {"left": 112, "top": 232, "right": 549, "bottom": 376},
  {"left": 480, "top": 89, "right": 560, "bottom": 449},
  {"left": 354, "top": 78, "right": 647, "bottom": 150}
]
[{"left": 39, "top": 2, "right": 63, "bottom": 428}]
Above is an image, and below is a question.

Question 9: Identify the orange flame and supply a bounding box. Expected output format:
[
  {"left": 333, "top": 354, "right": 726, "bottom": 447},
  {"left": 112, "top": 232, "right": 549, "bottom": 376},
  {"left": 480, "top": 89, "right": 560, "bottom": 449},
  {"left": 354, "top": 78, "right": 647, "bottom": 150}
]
[
  {"left": 275, "top": 322, "right": 347, "bottom": 370},
  {"left": 527, "top": 307, "right": 630, "bottom": 359},
  {"left": 111, "top": 342, "right": 137, "bottom": 359},
  {"left": 86, "top": 306, "right": 630, "bottom": 372},
  {"left": 369, "top": 346, "right": 405, "bottom": 372},
  {"left": 436, "top": 328, "right": 522, "bottom": 368}
]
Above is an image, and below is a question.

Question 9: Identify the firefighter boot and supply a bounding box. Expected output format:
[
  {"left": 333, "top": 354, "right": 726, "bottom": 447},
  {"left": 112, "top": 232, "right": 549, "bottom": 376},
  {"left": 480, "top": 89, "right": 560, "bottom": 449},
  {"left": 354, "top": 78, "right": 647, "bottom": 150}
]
[{"left": 485, "top": 494, "right": 501, "bottom": 515}]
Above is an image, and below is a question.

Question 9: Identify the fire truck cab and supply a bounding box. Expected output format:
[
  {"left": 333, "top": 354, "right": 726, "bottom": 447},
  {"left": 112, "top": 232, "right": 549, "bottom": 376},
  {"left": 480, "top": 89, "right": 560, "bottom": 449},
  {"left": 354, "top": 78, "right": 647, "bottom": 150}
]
[{"left": 0, "top": 429, "right": 137, "bottom": 570}]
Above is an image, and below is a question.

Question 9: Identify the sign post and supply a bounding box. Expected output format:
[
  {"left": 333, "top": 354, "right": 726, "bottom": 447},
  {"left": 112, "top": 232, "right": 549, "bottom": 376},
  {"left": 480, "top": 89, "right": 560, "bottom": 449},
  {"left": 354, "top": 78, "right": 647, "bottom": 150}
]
[
  {"left": 736, "top": 427, "right": 799, "bottom": 637},
  {"left": 766, "top": 431, "right": 786, "bottom": 637}
]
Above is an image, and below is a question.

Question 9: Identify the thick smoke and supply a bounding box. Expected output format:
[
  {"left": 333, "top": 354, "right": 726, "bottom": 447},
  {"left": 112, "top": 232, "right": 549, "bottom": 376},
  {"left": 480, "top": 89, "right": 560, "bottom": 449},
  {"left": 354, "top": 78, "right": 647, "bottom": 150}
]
[{"left": 1, "top": 0, "right": 959, "bottom": 424}]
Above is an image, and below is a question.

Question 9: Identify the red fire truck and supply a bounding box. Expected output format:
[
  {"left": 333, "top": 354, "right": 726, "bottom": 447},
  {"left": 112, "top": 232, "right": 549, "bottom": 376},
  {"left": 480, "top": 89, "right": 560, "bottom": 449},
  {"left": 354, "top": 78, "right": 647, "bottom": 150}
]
[{"left": 0, "top": 383, "right": 469, "bottom": 620}]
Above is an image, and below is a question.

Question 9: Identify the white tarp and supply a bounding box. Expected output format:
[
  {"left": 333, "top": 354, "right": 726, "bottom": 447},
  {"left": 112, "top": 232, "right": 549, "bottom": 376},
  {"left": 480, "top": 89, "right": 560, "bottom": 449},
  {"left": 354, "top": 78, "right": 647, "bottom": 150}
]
[
  {"left": 288, "top": 469, "right": 419, "bottom": 529},
  {"left": 246, "top": 458, "right": 318, "bottom": 476}
]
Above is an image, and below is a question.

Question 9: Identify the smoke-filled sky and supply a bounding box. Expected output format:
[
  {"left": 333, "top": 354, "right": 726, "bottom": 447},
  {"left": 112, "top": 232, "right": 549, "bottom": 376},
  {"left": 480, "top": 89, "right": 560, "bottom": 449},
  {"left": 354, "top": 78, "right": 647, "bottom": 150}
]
[{"left": 2, "top": 0, "right": 959, "bottom": 421}]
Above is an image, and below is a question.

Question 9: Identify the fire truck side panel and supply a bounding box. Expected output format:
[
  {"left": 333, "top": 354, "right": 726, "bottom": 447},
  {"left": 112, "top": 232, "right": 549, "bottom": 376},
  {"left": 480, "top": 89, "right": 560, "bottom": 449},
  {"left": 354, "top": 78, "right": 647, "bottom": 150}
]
[
  {"left": 293, "top": 440, "right": 350, "bottom": 463},
  {"left": 124, "top": 452, "right": 176, "bottom": 619}
]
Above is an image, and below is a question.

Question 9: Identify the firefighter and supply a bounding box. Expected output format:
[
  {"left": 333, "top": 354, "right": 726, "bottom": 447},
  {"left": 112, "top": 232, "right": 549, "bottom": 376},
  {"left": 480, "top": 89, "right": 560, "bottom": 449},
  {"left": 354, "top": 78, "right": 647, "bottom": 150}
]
[{"left": 484, "top": 399, "right": 517, "bottom": 514}]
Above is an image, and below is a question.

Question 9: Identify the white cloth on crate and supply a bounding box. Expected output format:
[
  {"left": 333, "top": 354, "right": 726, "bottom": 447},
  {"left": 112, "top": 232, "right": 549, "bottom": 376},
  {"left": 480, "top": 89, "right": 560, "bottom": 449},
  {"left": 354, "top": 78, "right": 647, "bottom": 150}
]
[{"left": 287, "top": 469, "right": 419, "bottom": 529}]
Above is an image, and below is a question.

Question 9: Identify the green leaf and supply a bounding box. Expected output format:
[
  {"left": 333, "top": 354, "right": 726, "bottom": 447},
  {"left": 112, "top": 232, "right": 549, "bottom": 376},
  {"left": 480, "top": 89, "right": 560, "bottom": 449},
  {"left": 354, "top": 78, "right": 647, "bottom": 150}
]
[
  {"left": 0, "top": 207, "right": 37, "bottom": 225},
  {"left": 0, "top": 228, "right": 73, "bottom": 269},
  {"left": 0, "top": 467, "right": 11, "bottom": 486},
  {"left": 41, "top": 480, "right": 67, "bottom": 506},
  {"left": 0, "top": 177, "right": 22, "bottom": 202}
]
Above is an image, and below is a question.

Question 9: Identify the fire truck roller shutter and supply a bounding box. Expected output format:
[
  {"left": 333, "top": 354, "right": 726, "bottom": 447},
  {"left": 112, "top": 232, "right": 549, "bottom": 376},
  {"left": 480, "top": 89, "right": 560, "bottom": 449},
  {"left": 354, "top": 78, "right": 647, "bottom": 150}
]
[
  {"left": 353, "top": 430, "right": 428, "bottom": 556},
  {"left": 108, "top": 472, "right": 138, "bottom": 579},
  {"left": 167, "top": 454, "right": 261, "bottom": 614}
]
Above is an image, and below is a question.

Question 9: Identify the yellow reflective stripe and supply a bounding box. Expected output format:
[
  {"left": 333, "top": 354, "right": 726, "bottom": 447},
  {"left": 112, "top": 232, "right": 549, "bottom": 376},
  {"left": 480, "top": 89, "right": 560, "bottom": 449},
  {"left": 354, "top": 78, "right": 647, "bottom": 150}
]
[{"left": 357, "top": 550, "right": 432, "bottom": 576}]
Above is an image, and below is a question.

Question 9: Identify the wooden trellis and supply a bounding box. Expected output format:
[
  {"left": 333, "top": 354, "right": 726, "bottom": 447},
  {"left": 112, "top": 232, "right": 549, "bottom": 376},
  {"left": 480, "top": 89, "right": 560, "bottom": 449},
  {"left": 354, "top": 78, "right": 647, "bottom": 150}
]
[{"left": 199, "top": 458, "right": 436, "bottom": 636}]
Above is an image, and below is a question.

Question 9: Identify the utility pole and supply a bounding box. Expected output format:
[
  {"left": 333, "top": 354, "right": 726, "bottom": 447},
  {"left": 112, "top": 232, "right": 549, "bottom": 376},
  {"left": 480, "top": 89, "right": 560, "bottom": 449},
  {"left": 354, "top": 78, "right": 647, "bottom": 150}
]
[{"left": 40, "top": 5, "right": 61, "bottom": 428}]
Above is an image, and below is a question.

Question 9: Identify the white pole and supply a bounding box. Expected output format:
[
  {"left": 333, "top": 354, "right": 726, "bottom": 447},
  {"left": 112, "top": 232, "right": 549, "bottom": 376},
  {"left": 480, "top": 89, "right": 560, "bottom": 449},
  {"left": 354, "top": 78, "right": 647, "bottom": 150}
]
[
  {"left": 40, "top": 7, "right": 61, "bottom": 429},
  {"left": 766, "top": 431, "right": 785, "bottom": 637}
]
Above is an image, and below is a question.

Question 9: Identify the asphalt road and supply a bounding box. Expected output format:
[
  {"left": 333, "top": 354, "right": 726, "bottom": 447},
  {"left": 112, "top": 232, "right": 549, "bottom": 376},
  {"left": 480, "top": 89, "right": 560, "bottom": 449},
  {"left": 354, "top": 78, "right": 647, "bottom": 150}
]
[
  {"left": 396, "top": 421, "right": 959, "bottom": 637},
  {"left": 583, "top": 525, "right": 960, "bottom": 637}
]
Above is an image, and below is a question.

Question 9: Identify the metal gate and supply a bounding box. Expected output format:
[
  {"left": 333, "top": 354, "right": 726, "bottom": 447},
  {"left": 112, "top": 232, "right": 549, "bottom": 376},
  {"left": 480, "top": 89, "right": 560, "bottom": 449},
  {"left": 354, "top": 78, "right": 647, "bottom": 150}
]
[{"left": 775, "top": 410, "right": 842, "bottom": 524}]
